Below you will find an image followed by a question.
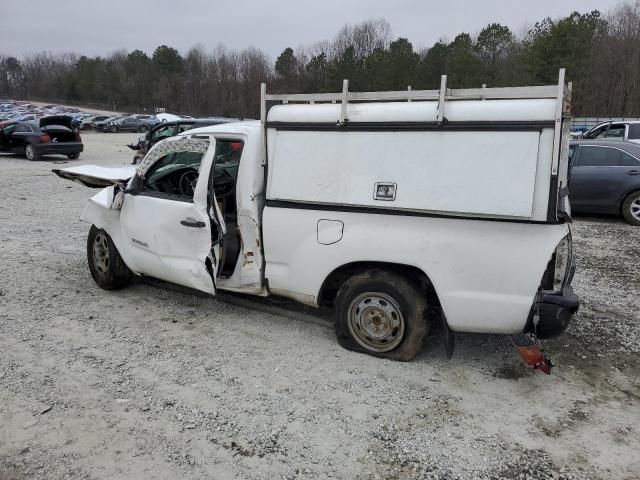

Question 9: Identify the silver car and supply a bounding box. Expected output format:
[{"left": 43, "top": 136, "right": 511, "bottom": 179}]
[{"left": 582, "top": 121, "right": 640, "bottom": 144}]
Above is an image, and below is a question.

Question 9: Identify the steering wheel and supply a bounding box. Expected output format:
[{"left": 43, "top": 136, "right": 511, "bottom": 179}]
[
  {"left": 178, "top": 170, "right": 199, "bottom": 196},
  {"left": 213, "top": 169, "right": 235, "bottom": 198}
]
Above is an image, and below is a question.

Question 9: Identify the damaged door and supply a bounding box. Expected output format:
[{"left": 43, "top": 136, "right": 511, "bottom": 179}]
[{"left": 119, "top": 137, "right": 223, "bottom": 294}]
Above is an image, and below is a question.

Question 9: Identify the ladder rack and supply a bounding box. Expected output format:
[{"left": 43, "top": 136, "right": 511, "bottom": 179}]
[{"left": 260, "top": 68, "right": 571, "bottom": 126}]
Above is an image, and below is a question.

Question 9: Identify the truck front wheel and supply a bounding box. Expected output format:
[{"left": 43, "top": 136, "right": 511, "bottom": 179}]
[
  {"left": 334, "top": 270, "right": 428, "bottom": 361},
  {"left": 87, "top": 225, "right": 132, "bottom": 290}
]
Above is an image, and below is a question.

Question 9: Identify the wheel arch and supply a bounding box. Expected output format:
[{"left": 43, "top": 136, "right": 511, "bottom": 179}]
[
  {"left": 317, "top": 261, "right": 442, "bottom": 311},
  {"left": 620, "top": 187, "right": 640, "bottom": 211}
]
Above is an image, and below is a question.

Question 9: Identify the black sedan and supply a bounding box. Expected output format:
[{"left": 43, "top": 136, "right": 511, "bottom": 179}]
[
  {"left": 569, "top": 139, "right": 640, "bottom": 226},
  {"left": 0, "top": 116, "right": 83, "bottom": 160}
]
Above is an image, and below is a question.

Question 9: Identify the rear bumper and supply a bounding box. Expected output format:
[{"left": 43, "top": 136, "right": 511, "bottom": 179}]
[
  {"left": 34, "top": 142, "right": 84, "bottom": 155},
  {"left": 525, "top": 286, "right": 580, "bottom": 339}
]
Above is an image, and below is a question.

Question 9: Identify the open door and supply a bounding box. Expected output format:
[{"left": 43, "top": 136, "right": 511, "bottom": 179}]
[
  {"left": 53, "top": 165, "right": 137, "bottom": 188},
  {"left": 117, "top": 136, "right": 225, "bottom": 295}
]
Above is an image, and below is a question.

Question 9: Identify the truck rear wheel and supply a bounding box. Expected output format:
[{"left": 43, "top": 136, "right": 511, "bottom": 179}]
[
  {"left": 87, "top": 225, "right": 132, "bottom": 290},
  {"left": 334, "top": 270, "right": 428, "bottom": 361}
]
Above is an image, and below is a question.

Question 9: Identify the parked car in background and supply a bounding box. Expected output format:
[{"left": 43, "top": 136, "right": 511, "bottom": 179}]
[
  {"left": 80, "top": 115, "right": 110, "bottom": 130},
  {"left": 570, "top": 125, "right": 589, "bottom": 138},
  {"left": 105, "top": 115, "right": 158, "bottom": 133},
  {"left": 581, "top": 121, "right": 640, "bottom": 144},
  {"left": 72, "top": 113, "right": 94, "bottom": 125},
  {"left": 127, "top": 118, "right": 231, "bottom": 163},
  {"left": 569, "top": 139, "right": 640, "bottom": 226},
  {"left": 0, "top": 113, "right": 40, "bottom": 128},
  {"left": 0, "top": 116, "right": 83, "bottom": 160},
  {"left": 156, "top": 112, "right": 194, "bottom": 123},
  {"left": 93, "top": 116, "right": 123, "bottom": 131}
]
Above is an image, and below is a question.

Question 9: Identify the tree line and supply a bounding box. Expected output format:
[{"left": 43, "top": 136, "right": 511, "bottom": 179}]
[{"left": 1, "top": 1, "right": 639, "bottom": 118}]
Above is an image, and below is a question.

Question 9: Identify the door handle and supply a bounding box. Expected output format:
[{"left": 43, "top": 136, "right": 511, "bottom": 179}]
[
  {"left": 180, "top": 218, "right": 206, "bottom": 228},
  {"left": 626, "top": 170, "right": 640, "bottom": 176}
]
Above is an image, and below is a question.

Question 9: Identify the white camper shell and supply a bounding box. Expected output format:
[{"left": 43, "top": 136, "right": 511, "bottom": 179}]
[{"left": 54, "top": 70, "right": 579, "bottom": 361}]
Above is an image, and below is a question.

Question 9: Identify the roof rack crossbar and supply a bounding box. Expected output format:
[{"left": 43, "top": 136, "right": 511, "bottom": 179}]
[{"left": 260, "top": 69, "right": 571, "bottom": 125}]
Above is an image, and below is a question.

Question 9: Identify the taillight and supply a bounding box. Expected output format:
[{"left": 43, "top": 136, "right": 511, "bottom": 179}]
[
  {"left": 552, "top": 233, "right": 572, "bottom": 291},
  {"left": 75, "top": 131, "right": 81, "bottom": 142},
  {"left": 540, "top": 231, "right": 574, "bottom": 292},
  {"left": 40, "top": 133, "right": 51, "bottom": 142}
]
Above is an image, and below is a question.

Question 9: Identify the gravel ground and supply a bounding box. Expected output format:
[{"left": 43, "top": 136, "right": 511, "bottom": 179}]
[{"left": 1, "top": 132, "right": 639, "bottom": 480}]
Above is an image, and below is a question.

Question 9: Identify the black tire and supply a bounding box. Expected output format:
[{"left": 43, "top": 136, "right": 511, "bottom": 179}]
[
  {"left": 67, "top": 152, "right": 80, "bottom": 160},
  {"left": 87, "top": 225, "right": 132, "bottom": 290},
  {"left": 24, "top": 143, "right": 39, "bottom": 161},
  {"left": 138, "top": 125, "right": 148, "bottom": 133},
  {"left": 334, "top": 269, "right": 428, "bottom": 361},
  {"left": 622, "top": 190, "right": 640, "bottom": 226},
  {"left": 109, "top": 125, "right": 118, "bottom": 133}
]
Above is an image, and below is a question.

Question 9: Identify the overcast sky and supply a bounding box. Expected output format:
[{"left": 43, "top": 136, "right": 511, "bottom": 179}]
[{"left": 0, "top": 0, "right": 621, "bottom": 59}]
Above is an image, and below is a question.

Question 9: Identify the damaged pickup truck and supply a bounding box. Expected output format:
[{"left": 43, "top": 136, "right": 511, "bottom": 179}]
[{"left": 54, "top": 70, "right": 579, "bottom": 363}]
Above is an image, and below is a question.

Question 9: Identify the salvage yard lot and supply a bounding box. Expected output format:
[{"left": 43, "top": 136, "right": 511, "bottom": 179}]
[{"left": 1, "top": 132, "right": 639, "bottom": 480}]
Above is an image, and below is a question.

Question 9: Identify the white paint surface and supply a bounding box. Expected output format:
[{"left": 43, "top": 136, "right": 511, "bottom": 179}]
[
  {"left": 263, "top": 206, "right": 570, "bottom": 333},
  {"left": 268, "top": 99, "right": 557, "bottom": 124},
  {"left": 54, "top": 165, "right": 136, "bottom": 184},
  {"left": 267, "top": 130, "right": 541, "bottom": 218}
]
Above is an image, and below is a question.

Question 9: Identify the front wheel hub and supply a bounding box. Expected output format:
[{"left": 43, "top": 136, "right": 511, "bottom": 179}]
[
  {"left": 348, "top": 292, "right": 405, "bottom": 352},
  {"left": 92, "top": 233, "right": 110, "bottom": 274}
]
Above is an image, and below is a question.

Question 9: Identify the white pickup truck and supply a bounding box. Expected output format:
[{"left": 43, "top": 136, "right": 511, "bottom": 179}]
[{"left": 55, "top": 70, "right": 579, "bottom": 361}]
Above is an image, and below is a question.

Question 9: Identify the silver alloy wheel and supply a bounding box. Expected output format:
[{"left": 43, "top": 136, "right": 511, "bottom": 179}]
[
  {"left": 25, "top": 144, "right": 35, "bottom": 160},
  {"left": 347, "top": 292, "right": 405, "bottom": 352},
  {"left": 631, "top": 196, "right": 640, "bottom": 221},
  {"left": 92, "top": 233, "right": 110, "bottom": 275}
]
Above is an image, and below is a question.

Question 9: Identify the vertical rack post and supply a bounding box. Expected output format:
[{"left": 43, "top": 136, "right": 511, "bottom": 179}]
[
  {"left": 407, "top": 85, "right": 412, "bottom": 102},
  {"left": 551, "top": 68, "right": 565, "bottom": 176},
  {"left": 260, "top": 83, "right": 266, "bottom": 125},
  {"left": 340, "top": 79, "right": 349, "bottom": 125},
  {"left": 437, "top": 75, "right": 447, "bottom": 124},
  {"left": 260, "top": 82, "right": 268, "bottom": 166}
]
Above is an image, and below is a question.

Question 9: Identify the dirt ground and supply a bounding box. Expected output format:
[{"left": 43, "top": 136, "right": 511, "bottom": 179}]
[{"left": 1, "top": 132, "right": 639, "bottom": 480}]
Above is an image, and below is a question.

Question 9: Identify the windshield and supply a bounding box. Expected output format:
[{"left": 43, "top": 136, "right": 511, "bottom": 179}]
[{"left": 137, "top": 137, "right": 211, "bottom": 177}]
